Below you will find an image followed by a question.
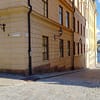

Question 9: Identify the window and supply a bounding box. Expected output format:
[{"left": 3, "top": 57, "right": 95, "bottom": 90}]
[
  {"left": 67, "top": 41, "right": 70, "bottom": 56},
  {"left": 66, "top": 11, "right": 70, "bottom": 28},
  {"left": 59, "top": 39, "right": 64, "bottom": 57},
  {"left": 77, "top": 21, "right": 79, "bottom": 33},
  {"left": 81, "top": 43, "right": 83, "bottom": 54},
  {"left": 83, "top": 26, "right": 85, "bottom": 36},
  {"left": 42, "top": 0, "right": 48, "bottom": 17},
  {"left": 59, "top": 6, "right": 63, "bottom": 25},
  {"left": 77, "top": 43, "right": 79, "bottom": 55},
  {"left": 81, "top": 24, "right": 82, "bottom": 35},
  {"left": 84, "top": 44, "right": 85, "bottom": 54},
  {"left": 73, "top": 17, "right": 75, "bottom": 32},
  {"left": 73, "top": 42, "right": 75, "bottom": 55},
  {"left": 42, "top": 36, "right": 49, "bottom": 60}
]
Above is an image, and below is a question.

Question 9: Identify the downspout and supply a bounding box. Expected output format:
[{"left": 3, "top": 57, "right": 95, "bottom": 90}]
[
  {"left": 72, "top": 1, "right": 75, "bottom": 70},
  {"left": 28, "top": 0, "right": 32, "bottom": 75}
]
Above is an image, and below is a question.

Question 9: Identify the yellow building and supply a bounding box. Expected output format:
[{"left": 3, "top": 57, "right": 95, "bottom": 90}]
[
  {"left": 0, "top": 0, "right": 96, "bottom": 75},
  {"left": 84, "top": 0, "right": 97, "bottom": 68}
]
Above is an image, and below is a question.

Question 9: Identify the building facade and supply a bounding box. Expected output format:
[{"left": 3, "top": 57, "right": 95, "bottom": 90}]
[
  {"left": 0, "top": 0, "right": 96, "bottom": 75},
  {"left": 84, "top": 0, "right": 97, "bottom": 68},
  {"left": 73, "top": 0, "right": 96, "bottom": 69},
  {"left": 73, "top": 0, "right": 86, "bottom": 69}
]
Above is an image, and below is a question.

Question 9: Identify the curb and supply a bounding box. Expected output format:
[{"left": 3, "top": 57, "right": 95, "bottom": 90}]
[{"left": 23, "top": 69, "right": 86, "bottom": 81}]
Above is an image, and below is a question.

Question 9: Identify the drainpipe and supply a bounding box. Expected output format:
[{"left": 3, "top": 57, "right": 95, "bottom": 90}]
[
  {"left": 28, "top": 0, "right": 32, "bottom": 75},
  {"left": 72, "top": 0, "right": 75, "bottom": 70}
]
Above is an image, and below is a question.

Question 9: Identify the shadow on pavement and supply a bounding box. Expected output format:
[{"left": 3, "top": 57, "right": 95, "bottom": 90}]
[
  {"left": 37, "top": 68, "right": 100, "bottom": 88},
  {"left": 0, "top": 73, "right": 25, "bottom": 80},
  {"left": 1, "top": 68, "right": 100, "bottom": 88}
]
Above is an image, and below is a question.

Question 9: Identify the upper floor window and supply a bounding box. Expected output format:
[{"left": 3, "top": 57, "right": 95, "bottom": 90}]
[
  {"left": 42, "top": 36, "right": 49, "bottom": 60},
  {"left": 73, "top": 17, "right": 75, "bottom": 32},
  {"left": 59, "top": 6, "right": 63, "bottom": 25},
  {"left": 66, "top": 11, "right": 70, "bottom": 28},
  {"left": 42, "top": 0, "right": 48, "bottom": 17},
  {"left": 59, "top": 39, "right": 64, "bottom": 57}
]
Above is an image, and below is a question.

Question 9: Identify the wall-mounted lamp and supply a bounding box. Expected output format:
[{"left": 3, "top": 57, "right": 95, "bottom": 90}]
[
  {"left": 0, "top": 24, "right": 6, "bottom": 32},
  {"left": 54, "top": 27, "right": 63, "bottom": 40}
]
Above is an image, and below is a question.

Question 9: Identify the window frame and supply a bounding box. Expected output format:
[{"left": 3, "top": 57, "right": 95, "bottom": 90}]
[{"left": 42, "top": 36, "right": 49, "bottom": 60}]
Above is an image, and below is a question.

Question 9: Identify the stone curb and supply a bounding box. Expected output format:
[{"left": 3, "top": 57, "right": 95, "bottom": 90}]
[{"left": 24, "top": 69, "right": 86, "bottom": 81}]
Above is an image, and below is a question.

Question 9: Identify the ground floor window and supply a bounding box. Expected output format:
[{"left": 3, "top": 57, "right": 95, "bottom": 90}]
[
  {"left": 74, "top": 42, "right": 75, "bottom": 55},
  {"left": 67, "top": 41, "right": 70, "bottom": 56},
  {"left": 59, "top": 39, "right": 64, "bottom": 57},
  {"left": 84, "top": 44, "right": 85, "bottom": 54},
  {"left": 77, "top": 43, "right": 79, "bottom": 55},
  {"left": 81, "top": 43, "right": 83, "bottom": 54},
  {"left": 42, "top": 36, "right": 49, "bottom": 60}
]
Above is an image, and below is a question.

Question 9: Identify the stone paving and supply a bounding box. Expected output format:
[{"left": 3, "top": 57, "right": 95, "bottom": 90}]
[{"left": 0, "top": 68, "right": 100, "bottom": 100}]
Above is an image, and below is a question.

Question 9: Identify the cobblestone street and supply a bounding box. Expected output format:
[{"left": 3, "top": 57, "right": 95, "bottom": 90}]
[{"left": 0, "top": 69, "right": 100, "bottom": 100}]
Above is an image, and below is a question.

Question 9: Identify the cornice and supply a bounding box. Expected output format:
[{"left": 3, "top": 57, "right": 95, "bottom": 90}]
[{"left": 59, "top": 0, "right": 74, "bottom": 12}]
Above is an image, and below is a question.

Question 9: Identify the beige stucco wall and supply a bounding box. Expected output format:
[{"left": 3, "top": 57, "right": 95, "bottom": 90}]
[
  {"left": 31, "top": 12, "right": 73, "bottom": 71},
  {"left": 0, "top": 0, "right": 27, "bottom": 9},
  {"left": 0, "top": 7, "right": 28, "bottom": 73},
  {"left": 31, "top": 0, "right": 74, "bottom": 73}
]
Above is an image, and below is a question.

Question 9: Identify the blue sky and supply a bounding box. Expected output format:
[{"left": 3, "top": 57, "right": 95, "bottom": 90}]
[{"left": 96, "top": 0, "right": 100, "bottom": 40}]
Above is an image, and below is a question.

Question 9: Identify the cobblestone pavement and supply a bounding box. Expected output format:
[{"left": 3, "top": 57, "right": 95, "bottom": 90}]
[{"left": 0, "top": 69, "right": 100, "bottom": 100}]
